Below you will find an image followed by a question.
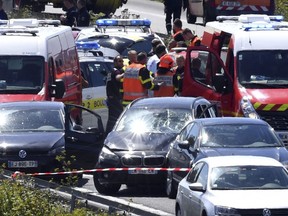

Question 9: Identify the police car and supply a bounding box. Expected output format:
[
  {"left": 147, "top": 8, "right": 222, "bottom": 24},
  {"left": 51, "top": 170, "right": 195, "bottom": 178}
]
[
  {"left": 76, "top": 41, "right": 115, "bottom": 126},
  {"left": 75, "top": 18, "right": 165, "bottom": 61}
]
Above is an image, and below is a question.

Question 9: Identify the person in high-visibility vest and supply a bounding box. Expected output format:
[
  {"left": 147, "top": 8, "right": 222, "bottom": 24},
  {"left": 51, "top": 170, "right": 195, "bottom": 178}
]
[
  {"left": 122, "top": 52, "right": 162, "bottom": 106},
  {"left": 182, "top": 28, "right": 202, "bottom": 47},
  {"left": 154, "top": 54, "right": 179, "bottom": 97}
]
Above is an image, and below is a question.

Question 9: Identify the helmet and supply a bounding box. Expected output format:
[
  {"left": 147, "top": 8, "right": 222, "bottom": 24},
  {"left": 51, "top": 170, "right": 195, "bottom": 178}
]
[{"left": 159, "top": 54, "right": 175, "bottom": 69}]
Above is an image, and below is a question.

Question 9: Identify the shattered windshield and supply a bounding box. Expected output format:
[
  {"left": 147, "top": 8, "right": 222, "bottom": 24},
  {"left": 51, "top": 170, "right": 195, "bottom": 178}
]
[
  {"left": 0, "top": 107, "right": 65, "bottom": 132},
  {"left": 237, "top": 50, "right": 288, "bottom": 88},
  {"left": 115, "top": 108, "right": 193, "bottom": 133}
]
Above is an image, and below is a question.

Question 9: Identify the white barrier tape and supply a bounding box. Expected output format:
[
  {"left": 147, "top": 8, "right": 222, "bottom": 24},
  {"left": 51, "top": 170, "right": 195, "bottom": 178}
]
[{"left": 11, "top": 167, "right": 191, "bottom": 178}]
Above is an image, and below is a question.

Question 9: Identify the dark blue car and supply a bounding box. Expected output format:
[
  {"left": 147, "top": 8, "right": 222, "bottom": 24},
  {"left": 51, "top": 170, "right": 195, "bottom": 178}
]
[{"left": 166, "top": 117, "right": 288, "bottom": 198}]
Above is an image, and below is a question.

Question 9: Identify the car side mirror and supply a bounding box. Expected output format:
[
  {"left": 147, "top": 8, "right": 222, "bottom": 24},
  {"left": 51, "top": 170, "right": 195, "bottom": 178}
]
[
  {"left": 50, "top": 79, "right": 65, "bottom": 99},
  {"left": 178, "top": 140, "right": 190, "bottom": 149},
  {"left": 189, "top": 182, "right": 205, "bottom": 192},
  {"left": 212, "top": 74, "right": 226, "bottom": 93}
]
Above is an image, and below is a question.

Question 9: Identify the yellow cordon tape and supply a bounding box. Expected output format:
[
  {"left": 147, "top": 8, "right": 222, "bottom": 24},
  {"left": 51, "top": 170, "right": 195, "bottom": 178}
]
[{"left": 11, "top": 167, "right": 191, "bottom": 178}]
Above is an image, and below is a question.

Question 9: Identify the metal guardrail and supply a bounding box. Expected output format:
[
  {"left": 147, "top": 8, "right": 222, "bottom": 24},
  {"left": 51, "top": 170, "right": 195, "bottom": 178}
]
[{"left": 2, "top": 169, "right": 172, "bottom": 216}]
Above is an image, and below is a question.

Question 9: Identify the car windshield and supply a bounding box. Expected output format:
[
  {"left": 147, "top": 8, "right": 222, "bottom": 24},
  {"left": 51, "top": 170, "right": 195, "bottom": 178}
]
[
  {"left": 201, "top": 124, "right": 282, "bottom": 148},
  {"left": 0, "top": 107, "right": 65, "bottom": 132},
  {"left": 238, "top": 50, "right": 288, "bottom": 88},
  {"left": 0, "top": 56, "right": 44, "bottom": 93},
  {"left": 78, "top": 36, "right": 153, "bottom": 58},
  {"left": 115, "top": 108, "right": 193, "bottom": 133},
  {"left": 211, "top": 165, "right": 288, "bottom": 190}
]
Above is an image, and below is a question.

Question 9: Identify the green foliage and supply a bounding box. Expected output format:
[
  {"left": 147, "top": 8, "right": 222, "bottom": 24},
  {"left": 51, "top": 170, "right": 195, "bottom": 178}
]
[
  {"left": 0, "top": 178, "right": 97, "bottom": 216},
  {"left": 276, "top": 1, "right": 288, "bottom": 20}
]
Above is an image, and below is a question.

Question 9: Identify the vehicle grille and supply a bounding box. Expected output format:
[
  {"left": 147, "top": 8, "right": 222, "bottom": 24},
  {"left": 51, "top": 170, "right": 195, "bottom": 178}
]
[
  {"left": 144, "top": 156, "right": 165, "bottom": 166},
  {"left": 121, "top": 156, "right": 142, "bottom": 166},
  {"left": 121, "top": 155, "right": 165, "bottom": 167},
  {"left": 258, "top": 111, "right": 288, "bottom": 131},
  {"left": 258, "top": 110, "right": 288, "bottom": 147},
  {"left": 237, "top": 208, "right": 288, "bottom": 215}
]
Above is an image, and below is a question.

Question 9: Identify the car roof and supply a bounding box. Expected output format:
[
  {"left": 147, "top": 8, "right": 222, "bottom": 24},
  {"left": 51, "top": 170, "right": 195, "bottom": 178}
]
[
  {"left": 193, "top": 117, "right": 268, "bottom": 126},
  {"left": 129, "top": 97, "right": 210, "bottom": 109},
  {"left": 78, "top": 51, "right": 114, "bottom": 63},
  {"left": 197, "top": 156, "right": 284, "bottom": 168},
  {"left": 0, "top": 101, "right": 64, "bottom": 109}
]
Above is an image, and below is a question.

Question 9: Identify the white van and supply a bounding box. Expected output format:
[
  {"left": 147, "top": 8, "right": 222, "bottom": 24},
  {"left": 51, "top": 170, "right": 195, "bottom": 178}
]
[{"left": 0, "top": 19, "right": 82, "bottom": 106}]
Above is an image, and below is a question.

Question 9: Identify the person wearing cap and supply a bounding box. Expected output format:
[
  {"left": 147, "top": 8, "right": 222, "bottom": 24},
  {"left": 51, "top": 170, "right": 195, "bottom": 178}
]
[
  {"left": 147, "top": 44, "right": 167, "bottom": 75},
  {"left": 106, "top": 55, "right": 125, "bottom": 135},
  {"left": 154, "top": 54, "right": 179, "bottom": 97},
  {"left": 148, "top": 38, "right": 162, "bottom": 57},
  {"left": 122, "top": 52, "right": 162, "bottom": 106}
]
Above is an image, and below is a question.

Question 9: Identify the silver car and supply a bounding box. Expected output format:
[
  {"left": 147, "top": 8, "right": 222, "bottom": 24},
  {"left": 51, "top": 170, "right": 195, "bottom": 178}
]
[{"left": 176, "top": 156, "right": 288, "bottom": 216}]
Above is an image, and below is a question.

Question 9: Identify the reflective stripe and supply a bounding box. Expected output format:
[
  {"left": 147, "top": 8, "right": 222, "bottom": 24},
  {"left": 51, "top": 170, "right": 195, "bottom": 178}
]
[{"left": 124, "top": 92, "right": 146, "bottom": 97}]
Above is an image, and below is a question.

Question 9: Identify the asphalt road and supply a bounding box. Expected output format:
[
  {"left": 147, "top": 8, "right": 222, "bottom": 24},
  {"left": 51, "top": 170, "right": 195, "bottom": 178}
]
[{"left": 42, "top": 1, "right": 205, "bottom": 214}]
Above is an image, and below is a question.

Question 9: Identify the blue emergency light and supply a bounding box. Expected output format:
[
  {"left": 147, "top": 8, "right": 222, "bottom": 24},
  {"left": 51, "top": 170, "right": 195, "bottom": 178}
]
[
  {"left": 75, "top": 41, "right": 100, "bottom": 50},
  {"left": 96, "top": 19, "right": 151, "bottom": 27}
]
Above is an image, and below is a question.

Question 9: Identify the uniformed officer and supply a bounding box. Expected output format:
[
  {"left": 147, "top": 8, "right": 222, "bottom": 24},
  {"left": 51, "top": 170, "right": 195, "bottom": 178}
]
[
  {"left": 77, "top": 0, "right": 90, "bottom": 27},
  {"left": 105, "top": 55, "right": 125, "bottom": 135}
]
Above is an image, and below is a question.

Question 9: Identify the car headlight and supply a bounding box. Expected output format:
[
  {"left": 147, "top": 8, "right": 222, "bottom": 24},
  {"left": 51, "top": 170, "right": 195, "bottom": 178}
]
[
  {"left": 215, "top": 206, "right": 240, "bottom": 216},
  {"left": 48, "top": 146, "right": 65, "bottom": 156},
  {"left": 99, "top": 146, "right": 119, "bottom": 163},
  {"left": 240, "top": 96, "right": 259, "bottom": 119}
]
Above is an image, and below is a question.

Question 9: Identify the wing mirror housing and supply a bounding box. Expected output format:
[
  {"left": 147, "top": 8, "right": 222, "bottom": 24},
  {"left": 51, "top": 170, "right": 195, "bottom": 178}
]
[{"left": 50, "top": 79, "right": 65, "bottom": 99}]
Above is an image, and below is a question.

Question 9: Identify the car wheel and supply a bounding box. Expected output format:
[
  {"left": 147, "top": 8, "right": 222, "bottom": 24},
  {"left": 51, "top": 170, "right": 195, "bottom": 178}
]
[
  {"left": 93, "top": 173, "right": 121, "bottom": 195},
  {"left": 186, "top": 9, "right": 197, "bottom": 24},
  {"left": 166, "top": 171, "right": 177, "bottom": 199}
]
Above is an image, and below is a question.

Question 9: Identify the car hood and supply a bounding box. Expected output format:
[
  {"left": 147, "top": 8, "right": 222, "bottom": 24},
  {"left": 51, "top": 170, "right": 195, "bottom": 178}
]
[
  {"left": 0, "top": 132, "right": 65, "bottom": 151},
  {"left": 208, "top": 190, "right": 288, "bottom": 208},
  {"left": 105, "top": 131, "right": 177, "bottom": 151},
  {"left": 199, "top": 147, "right": 288, "bottom": 162},
  {"left": 243, "top": 88, "right": 287, "bottom": 105}
]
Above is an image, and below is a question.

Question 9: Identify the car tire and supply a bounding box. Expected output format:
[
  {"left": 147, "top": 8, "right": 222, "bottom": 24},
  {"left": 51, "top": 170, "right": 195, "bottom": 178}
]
[
  {"left": 186, "top": 10, "right": 197, "bottom": 24},
  {"left": 166, "top": 170, "right": 177, "bottom": 199},
  {"left": 93, "top": 173, "right": 121, "bottom": 194}
]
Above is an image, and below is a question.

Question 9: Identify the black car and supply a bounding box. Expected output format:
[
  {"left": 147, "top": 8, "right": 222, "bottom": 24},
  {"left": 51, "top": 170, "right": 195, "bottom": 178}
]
[
  {"left": 166, "top": 117, "right": 288, "bottom": 198},
  {"left": 93, "top": 97, "right": 218, "bottom": 194},
  {"left": 0, "top": 101, "right": 105, "bottom": 176}
]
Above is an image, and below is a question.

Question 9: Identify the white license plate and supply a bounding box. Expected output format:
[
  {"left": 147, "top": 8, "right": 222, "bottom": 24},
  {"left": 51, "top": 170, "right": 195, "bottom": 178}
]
[
  {"left": 221, "top": 1, "right": 241, "bottom": 7},
  {"left": 128, "top": 170, "right": 158, "bottom": 175},
  {"left": 8, "top": 160, "right": 38, "bottom": 168}
]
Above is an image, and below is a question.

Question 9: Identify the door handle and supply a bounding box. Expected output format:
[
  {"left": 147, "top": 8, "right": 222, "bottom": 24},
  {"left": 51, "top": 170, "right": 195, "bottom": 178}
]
[{"left": 67, "top": 137, "right": 78, "bottom": 142}]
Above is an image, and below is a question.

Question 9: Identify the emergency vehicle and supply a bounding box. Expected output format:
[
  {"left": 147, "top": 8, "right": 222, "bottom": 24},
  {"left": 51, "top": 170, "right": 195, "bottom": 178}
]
[
  {"left": 187, "top": 0, "right": 275, "bottom": 25},
  {"left": 76, "top": 41, "right": 114, "bottom": 127},
  {"left": 182, "top": 14, "right": 288, "bottom": 146},
  {"left": 0, "top": 19, "right": 82, "bottom": 106}
]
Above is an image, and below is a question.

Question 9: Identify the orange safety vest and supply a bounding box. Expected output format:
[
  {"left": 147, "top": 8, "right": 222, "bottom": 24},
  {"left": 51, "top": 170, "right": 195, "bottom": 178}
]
[
  {"left": 189, "top": 36, "right": 202, "bottom": 46},
  {"left": 154, "top": 71, "right": 175, "bottom": 97},
  {"left": 123, "top": 63, "right": 148, "bottom": 102}
]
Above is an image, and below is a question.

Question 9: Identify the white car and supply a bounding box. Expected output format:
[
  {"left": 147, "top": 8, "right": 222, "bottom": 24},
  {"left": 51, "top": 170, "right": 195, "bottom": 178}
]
[{"left": 176, "top": 156, "right": 288, "bottom": 216}]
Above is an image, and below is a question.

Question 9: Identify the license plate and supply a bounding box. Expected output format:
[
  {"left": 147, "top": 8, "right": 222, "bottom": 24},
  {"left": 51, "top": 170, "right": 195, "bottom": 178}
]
[
  {"left": 128, "top": 170, "right": 158, "bottom": 175},
  {"left": 8, "top": 160, "right": 38, "bottom": 168},
  {"left": 221, "top": 1, "right": 241, "bottom": 7}
]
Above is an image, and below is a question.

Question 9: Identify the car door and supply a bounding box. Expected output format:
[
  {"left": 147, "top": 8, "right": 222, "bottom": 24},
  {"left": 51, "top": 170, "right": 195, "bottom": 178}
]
[
  {"left": 64, "top": 104, "right": 105, "bottom": 170},
  {"left": 180, "top": 162, "right": 206, "bottom": 216},
  {"left": 187, "top": 162, "right": 208, "bottom": 216},
  {"left": 172, "top": 122, "right": 201, "bottom": 183},
  {"left": 183, "top": 46, "right": 234, "bottom": 117}
]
